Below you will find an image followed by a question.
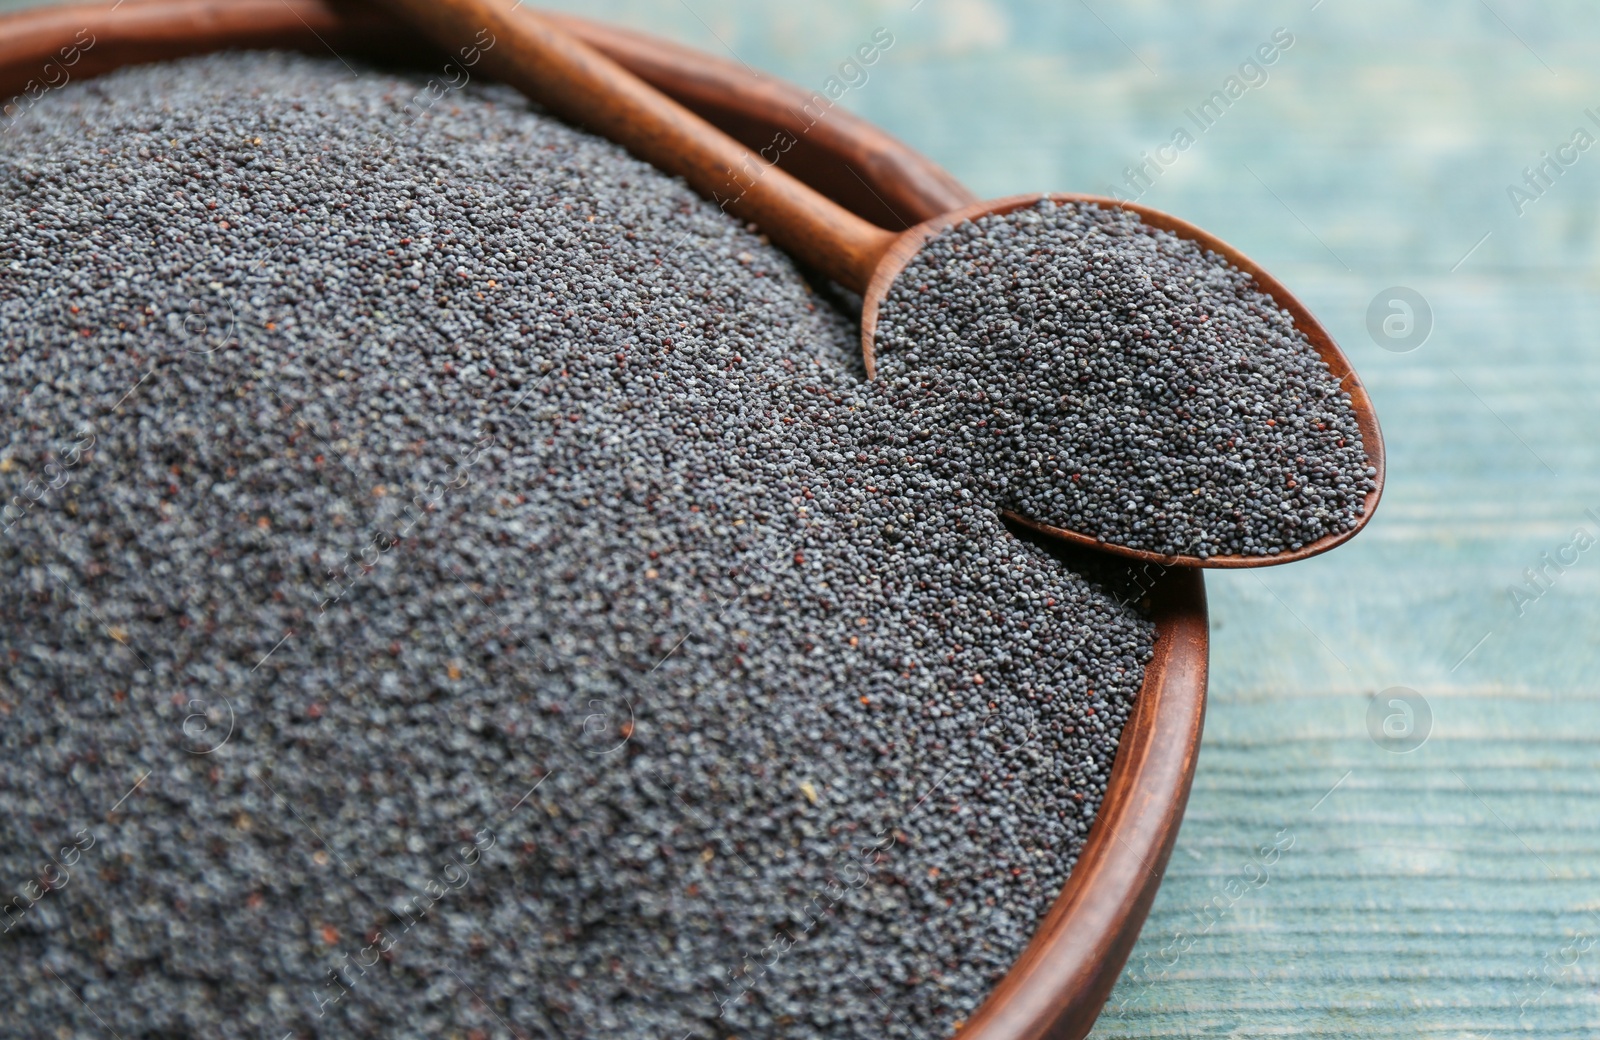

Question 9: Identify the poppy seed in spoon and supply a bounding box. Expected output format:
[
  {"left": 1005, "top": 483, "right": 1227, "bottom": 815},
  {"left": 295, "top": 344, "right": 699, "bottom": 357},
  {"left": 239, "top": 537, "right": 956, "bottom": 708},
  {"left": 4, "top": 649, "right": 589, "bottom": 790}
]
[{"left": 873, "top": 199, "right": 1376, "bottom": 559}]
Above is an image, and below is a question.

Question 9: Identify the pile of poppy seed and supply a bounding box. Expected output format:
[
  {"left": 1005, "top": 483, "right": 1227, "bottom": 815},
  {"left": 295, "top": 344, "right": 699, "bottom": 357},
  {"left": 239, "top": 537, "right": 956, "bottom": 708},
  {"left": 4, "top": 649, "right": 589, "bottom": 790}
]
[
  {"left": 874, "top": 200, "right": 1374, "bottom": 558},
  {"left": 0, "top": 54, "right": 1155, "bottom": 1040}
]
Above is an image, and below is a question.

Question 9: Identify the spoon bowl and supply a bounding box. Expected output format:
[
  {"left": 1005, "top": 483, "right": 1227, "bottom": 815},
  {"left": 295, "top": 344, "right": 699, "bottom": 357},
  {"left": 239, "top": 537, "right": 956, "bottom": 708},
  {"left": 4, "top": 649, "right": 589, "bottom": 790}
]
[{"left": 859, "top": 191, "right": 1385, "bottom": 568}]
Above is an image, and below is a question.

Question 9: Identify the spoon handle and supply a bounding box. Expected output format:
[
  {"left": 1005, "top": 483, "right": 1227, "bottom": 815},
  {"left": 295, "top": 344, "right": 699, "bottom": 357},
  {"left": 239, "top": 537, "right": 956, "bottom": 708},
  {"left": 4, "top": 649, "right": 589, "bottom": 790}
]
[{"left": 379, "top": 0, "right": 897, "bottom": 291}]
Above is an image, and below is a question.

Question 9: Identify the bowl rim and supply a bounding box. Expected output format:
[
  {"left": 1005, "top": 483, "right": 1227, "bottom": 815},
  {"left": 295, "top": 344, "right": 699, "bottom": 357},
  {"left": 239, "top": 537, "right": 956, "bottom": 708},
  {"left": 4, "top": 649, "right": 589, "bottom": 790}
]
[{"left": 0, "top": 4, "right": 1208, "bottom": 1037}]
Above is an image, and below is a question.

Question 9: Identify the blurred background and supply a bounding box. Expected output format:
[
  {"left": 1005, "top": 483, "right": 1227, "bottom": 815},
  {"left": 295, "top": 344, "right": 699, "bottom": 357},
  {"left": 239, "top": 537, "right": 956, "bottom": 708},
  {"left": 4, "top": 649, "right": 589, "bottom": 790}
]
[{"left": 6, "top": 0, "right": 1599, "bottom": 1035}]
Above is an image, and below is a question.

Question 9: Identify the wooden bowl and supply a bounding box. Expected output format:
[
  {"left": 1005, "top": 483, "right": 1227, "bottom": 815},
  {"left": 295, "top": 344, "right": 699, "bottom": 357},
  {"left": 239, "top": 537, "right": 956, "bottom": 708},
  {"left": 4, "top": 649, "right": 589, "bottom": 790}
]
[{"left": 0, "top": 4, "right": 1208, "bottom": 1037}]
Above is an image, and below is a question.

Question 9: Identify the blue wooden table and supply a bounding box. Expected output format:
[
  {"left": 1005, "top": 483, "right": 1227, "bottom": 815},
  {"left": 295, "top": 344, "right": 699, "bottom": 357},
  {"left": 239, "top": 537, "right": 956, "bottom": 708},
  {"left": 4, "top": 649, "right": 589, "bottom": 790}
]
[{"left": 7, "top": 0, "right": 1597, "bottom": 1035}]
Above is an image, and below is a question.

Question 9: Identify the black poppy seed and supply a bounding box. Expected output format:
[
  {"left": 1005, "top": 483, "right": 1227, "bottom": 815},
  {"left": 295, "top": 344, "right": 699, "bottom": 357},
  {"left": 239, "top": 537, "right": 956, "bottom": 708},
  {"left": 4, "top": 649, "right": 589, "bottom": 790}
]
[
  {"left": 873, "top": 199, "right": 1376, "bottom": 558},
  {"left": 0, "top": 54, "right": 1154, "bottom": 1040}
]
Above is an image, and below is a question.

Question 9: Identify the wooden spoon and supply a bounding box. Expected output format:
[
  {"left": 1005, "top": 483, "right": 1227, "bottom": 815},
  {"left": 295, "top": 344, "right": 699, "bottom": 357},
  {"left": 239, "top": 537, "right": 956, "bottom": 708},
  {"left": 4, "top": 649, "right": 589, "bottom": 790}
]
[{"left": 379, "top": 0, "right": 1384, "bottom": 569}]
